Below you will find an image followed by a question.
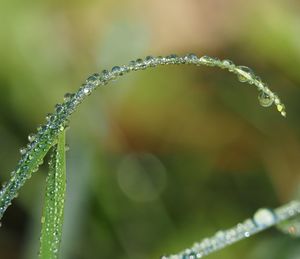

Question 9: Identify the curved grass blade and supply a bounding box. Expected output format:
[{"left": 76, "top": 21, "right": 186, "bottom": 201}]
[
  {"left": 39, "top": 131, "right": 66, "bottom": 259},
  {"left": 0, "top": 54, "right": 286, "bottom": 221}
]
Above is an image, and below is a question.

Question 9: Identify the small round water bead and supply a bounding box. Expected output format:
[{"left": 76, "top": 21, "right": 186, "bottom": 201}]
[
  {"left": 19, "top": 147, "right": 27, "bottom": 155},
  {"left": 28, "top": 133, "right": 36, "bottom": 142},
  {"left": 236, "top": 66, "right": 255, "bottom": 83},
  {"left": 63, "top": 93, "right": 74, "bottom": 102},
  {"left": 199, "top": 55, "right": 215, "bottom": 66},
  {"left": 86, "top": 73, "right": 100, "bottom": 84},
  {"left": 258, "top": 91, "right": 274, "bottom": 107},
  {"left": 221, "top": 59, "right": 235, "bottom": 71},
  {"left": 253, "top": 208, "right": 276, "bottom": 227},
  {"left": 111, "top": 66, "right": 123, "bottom": 75}
]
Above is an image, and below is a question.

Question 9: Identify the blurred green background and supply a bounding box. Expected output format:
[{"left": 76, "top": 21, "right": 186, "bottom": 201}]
[{"left": 0, "top": 0, "right": 300, "bottom": 258}]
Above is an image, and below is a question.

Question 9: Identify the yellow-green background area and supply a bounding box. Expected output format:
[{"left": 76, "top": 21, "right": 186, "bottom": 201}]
[{"left": 0, "top": 0, "right": 299, "bottom": 258}]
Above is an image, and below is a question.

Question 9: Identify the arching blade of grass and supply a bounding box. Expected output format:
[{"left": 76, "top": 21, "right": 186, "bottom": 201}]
[
  {"left": 39, "top": 131, "right": 66, "bottom": 259},
  {"left": 0, "top": 54, "right": 287, "bottom": 222}
]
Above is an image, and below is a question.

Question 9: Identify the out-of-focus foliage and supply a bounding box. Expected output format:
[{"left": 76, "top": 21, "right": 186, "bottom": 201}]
[{"left": 0, "top": 0, "right": 299, "bottom": 258}]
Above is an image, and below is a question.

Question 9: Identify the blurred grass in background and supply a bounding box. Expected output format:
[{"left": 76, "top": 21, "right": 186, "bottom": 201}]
[{"left": 0, "top": 0, "right": 300, "bottom": 258}]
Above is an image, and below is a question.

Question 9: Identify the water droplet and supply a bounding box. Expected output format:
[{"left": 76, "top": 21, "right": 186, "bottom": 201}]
[
  {"left": 276, "top": 103, "right": 286, "bottom": 117},
  {"left": 41, "top": 216, "right": 45, "bottom": 223},
  {"left": 32, "top": 166, "right": 39, "bottom": 173},
  {"left": 63, "top": 93, "right": 74, "bottom": 102},
  {"left": 46, "top": 113, "right": 53, "bottom": 121},
  {"left": 28, "top": 133, "right": 36, "bottom": 142},
  {"left": 145, "top": 56, "right": 154, "bottom": 62},
  {"left": 19, "top": 147, "right": 27, "bottom": 155},
  {"left": 253, "top": 208, "right": 276, "bottom": 227},
  {"left": 101, "top": 69, "right": 110, "bottom": 81},
  {"left": 111, "top": 66, "right": 122, "bottom": 75},
  {"left": 199, "top": 55, "right": 215, "bottom": 66},
  {"left": 187, "top": 53, "right": 198, "bottom": 60},
  {"left": 277, "top": 103, "right": 285, "bottom": 112},
  {"left": 236, "top": 66, "right": 255, "bottom": 83},
  {"left": 166, "top": 54, "right": 177, "bottom": 61},
  {"left": 222, "top": 59, "right": 235, "bottom": 71},
  {"left": 258, "top": 91, "right": 273, "bottom": 107},
  {"left": 136, "top": 59, "right": 146, "bottom": 69},
  {"left": 129, "top": 60, "right": 136, "bottom": 68},
  {"left": 83, "top": 86, "right": 91, "bottom": 95},
  {"left": 55, "top": 104, "right": 63, "bottom": 113},
  {"left": 86, "top": 73, "right": 100, "bottom": 84}
]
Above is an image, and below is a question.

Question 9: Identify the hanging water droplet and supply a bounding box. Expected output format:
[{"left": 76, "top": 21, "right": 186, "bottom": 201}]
[
  {"left": 65, "top": 144, "right": 70, "bottom": 151},
  {"left": 258, "top": 91, "right": 273, "bottom": 107},
  {"left": 63, "top": 93, "right": 74, "bottom": 102},
  {"left": 236, "top": 66, "right": 255, "bottom": 83},
  {"left": 32, "top": 166, "right": 39, "bottom": 173},
  {"left": 28, "top": 133, "right": 36, "bottom": 142},
  {"left": 277, "top": 103, "right": 285, "bottom": 112},
  {"left": 19, "top": 147, "right": 27, "bottom": 155},
  {"left": 276, "top": 103, "right": 286, "bottom": 117}
]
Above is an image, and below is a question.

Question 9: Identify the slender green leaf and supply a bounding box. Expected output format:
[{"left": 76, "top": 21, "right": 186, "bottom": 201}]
[
  {"left": 39, "top": 131, "right": 66, "bottom": 259},
  {"left": 0, "top": 54, "right": 286, "bottom": 221}
]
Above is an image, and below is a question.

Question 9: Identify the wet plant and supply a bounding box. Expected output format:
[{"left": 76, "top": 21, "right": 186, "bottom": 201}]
[{"left": 0, "top": 54, "right": 299, "bottom": 258}]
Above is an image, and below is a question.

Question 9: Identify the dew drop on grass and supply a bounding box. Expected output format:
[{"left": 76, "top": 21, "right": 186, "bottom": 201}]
[
  {"left": 111, "top": 66, "right": 122, "bottom": 75},
  {"left": 277, "top": 103, "right": 286, "bottom": 117},
  {"left": 28, "top": 133, "right": 36, "bottom": 142},
  {"left": 222, "top": 59, "right": 235, "bottom": 71},
  {"left": 86, "top": 73, "right": 100, "bottom": 84},
  {"left": 145, "top": 55, "right": 154, "bottom": 63},
  {"left": 63, "top": 93, "right": 74, "bottom": 102},
  {"left": 236, "top": 66, "right": 255, "bottom": 83},
  {"left": 258, "top": 91, "right": 274, "bottom": 107},
  {"left": 200, "top": 55, "right": 215, "bottom": 65},
  {"left": 46, "top": 113, "right": 53, "bottom": 121},
  {"left": 55, "top": 104, "right": 63, "bottom": 113},
  {"left": 187, "top": 53, "right": 198, "bottom": 60},
  {"left": 19, "top": 147, "right": 27, "bottom": 155}
]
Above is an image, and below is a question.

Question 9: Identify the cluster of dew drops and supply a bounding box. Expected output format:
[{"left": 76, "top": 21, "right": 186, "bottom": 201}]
[
  {"left": 18, "top": 53, "right": 287, "bottom": 161},
  {"left": 0, "top": 53, "right": 286, "bottom": 223}
]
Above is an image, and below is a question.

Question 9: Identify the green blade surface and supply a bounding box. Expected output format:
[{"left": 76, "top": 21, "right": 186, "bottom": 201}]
[{"left": 39, "top": 132, "right": 66, "bottom": 259}]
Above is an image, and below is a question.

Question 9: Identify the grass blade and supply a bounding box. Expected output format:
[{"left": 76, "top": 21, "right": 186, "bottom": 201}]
[{"left": 39, "top": 131, "right": 66, "bottom": 259}]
